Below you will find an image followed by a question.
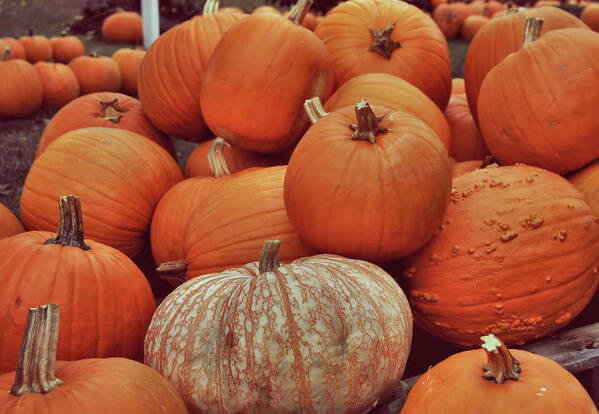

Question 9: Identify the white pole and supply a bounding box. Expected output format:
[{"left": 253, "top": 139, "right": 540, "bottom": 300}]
[{"left": 142, "top": 0, "right": 160, "bottom": 50}]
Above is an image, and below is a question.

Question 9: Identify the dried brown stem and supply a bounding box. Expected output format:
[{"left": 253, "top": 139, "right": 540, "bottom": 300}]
[
  {"left": 99, "top": 98, "right": 126, "bottom": 123},
  {"left": 45, "top": 195, "right": 91, "bottom": 250},
  {"left": 259, "top": 240, "right": 281, "bottom": 274},
  {"left": 349, "top": 99, "right": 388, "bottom": 144},
  {"left": 369, "top": 23, "right": 401, "bottom": 59},
  {"left": 481, "top": 334, "right": 521, "bottom": 384},
  {"left": 522, "top": 17, "right": 544, "bottom": 47},
  {"left": 157, "top": 259, "right": 187, "bottom": 286},
  {"left": 304, "top": 97, "right": 328, "bottom": 124},
  {"left": 208, "top": 137, "right": 233, "bottom": 177},
  {"left": 1, "top": 46, "right": 11, "bottom": 61},
  {"left": 288, "top": 0, "right": 313, "bottom": 25}
]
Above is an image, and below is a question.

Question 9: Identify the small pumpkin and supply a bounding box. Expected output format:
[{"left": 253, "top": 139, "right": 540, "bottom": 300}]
[
  {"left": 68, "top": 54, "right": 121, "bottom": 94},
  {"left": 581, "top": 4, "right": 599, "bottom": 31},
  {"left": 450, "top": 159, "right": 485, "bottom": 178},
  {"left": 0, "top": 46, "right": 43, "bottom": 119},
  {"left": 461, "top": 12, "right": 489, "bottom": 40},
  {"left": 445, "top": 90, "right": 489, "bottom": 161},
  {"left": 49, "top": 32, "right": 85, "bottom": 63},
  {"left": 433, "top": 5, "right": 464, "bottom": 39},
  {"left": 568, "top": 160, "right": 599, "bottom": 217},
  {"left": 112, "top": 47, "right": 145, "bottom": 96},
  {"left": 102, "top": 10, "right": 144, "bottom": 44},
  {"left": 1, "top": 37, "right": 26, "bottom": 59},
  {"left": 0, "top": 202, "right": 24, "bottom": 239},
  {"left": 19, "top": 28, "right": 53, "bottom": 63},
  {"left": 451, "top": 77, "right": 465, "bottom": 94},
  {"left": 33, "top": 62, "right": 80, "bottom": 109}
]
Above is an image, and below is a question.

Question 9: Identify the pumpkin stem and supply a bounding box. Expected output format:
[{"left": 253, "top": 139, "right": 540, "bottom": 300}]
[
  {"left": 208, "top": 137, "right": 233, "bottom": 177},
  {"left": 304, "top": 97, "right": 328, "bottom": 124},
  {"left": 522, "top": 17, "right": 544, "bottom": 47},
  {"left": 28, "top": 28, "right": 34, "bottom": 37},
  {"left": 10, "top": 304, "right": 63, "bottom": 396},
  {"left": 481, "top": 155, "right": 499, "bottom": 168},
  {"left": 98, "top": 98, "right": 127, "bottom": 123},
  {"left": 44, "top": 195, "right": 91, "bottom": 250},
  {"left": 1, "top": 46, "right": 11, "bottom": 62},
  {"left": 349, "top": 99, "right": 388, "bottom": 144},
  {"left": 203, "top": 0, "right": 220, "bottom": 15},
  {"left": 481, "top": 6, "right": 488, "bottom": 17},
  {"left": 369, "top": 23, "right": 401, "bottom": 59},
  {"left": 259, "top": 240, "right": 281, "bottom": 274},
  {"left": 481, "top": 334, "right": 521, "bottom": 384},
  {"left": 288, "top": 0, "right": 313, "bottom": 25},
  {"left": 157, "top": 259, "right": 187, "bottom": 286}
]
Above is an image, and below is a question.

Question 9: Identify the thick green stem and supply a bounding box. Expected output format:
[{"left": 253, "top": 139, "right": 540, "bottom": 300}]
[
  {"left": 259, "top": 240, "right": 281, "bottom": 274},
  {"left": 44, "top": 195, "right": 91, "bottom": 250}
]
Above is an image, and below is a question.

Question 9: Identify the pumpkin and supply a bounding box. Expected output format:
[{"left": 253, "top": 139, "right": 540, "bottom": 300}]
[
  {"left": 315, "top": 0, "right": 452, "bottom": 110},
  {"left": 0, "top": 303, "right": 189, "bottom": 413},
  {"left": 464, "top": 7, "right": 588, "bottom": 124},
  {"left": 323, "top": 73, "right": 451, "bottom": 151},
  {"left": 450, "top": 159, "right": 485, "bottom": 178},
  {"left": 200, "top": 0, "right": 334, "bottom": 153},
  {"left": 1, "top": 37, "right": 26, "bottom": 59},
  {"left": 478, "top": 24, "right": 599, "bottom": 174},
  {"left": 401, "top": 164, "right": 599, "bottom": 347},
  {"left": 36, "top": 92, "right": 175, "bottom": 159},
  {"left": 68, "top": 54, "right": 121, "bottom": 94},
  {"left": 0, "top": 46, "right": 43, "bottom": 119},
  {"left": 0, "top": 196, "right": 157, "bottom": 374},
  {"left": 284, "top": 99, "right": 451, "bottom": 262},
  {"left": 0, "top": 202, "right": 24, "bottom": 239},
  {"left": 445, "top": 90, "right": 489, "bottom": 161},
  {"left": 401, "top": 334, "right": 598, "bottom": 413},
  {"left": 145, "top": 240, "right": 413, "bottom": 413},
  {"left": 0, "top": 40, "right": 16, "bottom": 59},
  {"left": 302, "top": 11, "right": 319, "bottom": 30},
  {"left": 138, "top": 1, "right": 244, "bottom": 142},
  {"left": 102, "top": 10, "right": 144, "bottom": 44},
  {"left": 433, "top": 5, "right": 464, "bottom": 39},
  {"left": 49, "top": 32, "right": 85, "bottom": 63},
  {"left": 21, "top": 127, "right": 182, "bottom": 258},
  {"left": 252, "top": 5, "right": 282, "bottom": 14},
  {"left": 112, "top": 47, "right": 145, "bottom": 96},
  {"left": 451, "top": 77, "right": 465, "bottom": 94},
  {"left": 19, "top": 28, "right": 52, "bottom": 63},
  {"left": 568, "top": 160, "right": 599, "bottom": 217},
  {"left": 461, "top": 14, "right": 489, "bottom": 40},
  {"left": 581, "top": 4, "right": 599, "bottom": 31},
  {"left": 33, "top": 62, "right": 80, "bottom": 109}
]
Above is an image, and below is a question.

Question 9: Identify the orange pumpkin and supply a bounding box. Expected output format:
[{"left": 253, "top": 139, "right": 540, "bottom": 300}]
[
  {"left": 1, "top": 37, "right": 26, "bottom": 59},
  {"left": 315, "top": 0, "right": 452, "bottom": 110},
  {"left": 102, "top": 11, "right": 144, "bottom": 44},
  {"left": 324, "top": 73, "right": 451, "bottom": 151},
  {"left": 0, "top": 196, "right": 157, "bottom": 374},
  {"left": 284, "top": 100, "right": 451, "bottom": 262},
  {"left": 451, "top": 77, "right": 465, "bottom": 94},
  {"left": 0, "top": 304, "right": 189, "bottom": 413},
  {"left": 402, "top": 334, "right": 598, "bottom": 413},
  {"left": 252, "top": 5, "right": 281, "bottom": 14},
  {"left": 0, "top": 46, "right": 43, "bottom": 119},
  {"left": 401, "top": 164, "right": 599, "bottom": 347},
  {"left": 445, "top": 91, "right": 489, "bottom": 161},
  {"left": 49, "top": 33, "right": 85, "bottom": 63},
  {"left": 112, "top": 47, "right": 145, "bottom": 96},
  {"left": 36, "top": 92, "right": 175, "bottom": 159},
  {"left": 19, "top": 29, "right": 52, "bottom": 63},
  {"left": 450, "top": 159, "right": 484, "bottom": 178},
  {"left": 68, "top": 54, "right": 121, "bottom": 94},
  {"left": 568, "top": 160, "right": 599, "bottom": 217},
  {"left": 0, "top": 40, "right": 16, "bottom": 59},
  {"left": 581, "top": 4, "right": 599, "bottom": 31},
  {"left": 21, "top": 127, "right": 182, "bottom": 258},
  {"left": 433, "top": 5, "right": 464, "bottom": 39},
  {"left": 461, "top": 14, "right": 489, "bottom": 40},
  {"left": 0, "top": 203, "right": 24, "bottom": 239},
  {"left": 33, "top": 62, "right": 80, "bottom": 109},
  {"left": 145, "top": 240, "right": 413, "bottom": 413}
]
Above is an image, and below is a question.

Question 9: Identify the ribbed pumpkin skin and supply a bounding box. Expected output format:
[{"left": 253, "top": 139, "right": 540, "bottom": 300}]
[
  {"left": 464, "top": 7, "right": 588, "bottom": 124},
  {"left": 33, "top": 62, "right": 80, "bottom": 109},
  {"left": 0, "top": 58, "right": 43, "bottom": 119},
  {"left": 21, "top": 127, "right": 183, "bottom": 258},
  {"left": 102, "top": 11, "right": 144, "bottom": 43},
  {"left": 402, "top": 165, "right": 599, "bottom": 347},
  {"left": 581, "top": 5, "right": 599, "bottom": 32},
  {"left": 0, "top": 232, "right": 157, "bottom": 374},
  {"left": 1, "top": 37, "right": 26, "bottom": 59},
  {"left": 478, "top": 29, "right": 599, "bottom": 174},
  {"left": 401, "top": 348, "right": 598, "bottom": 413},
  {"left": 0, "top": 358, "right": 189, "bottom": 413},
  {"left": 36, "top": 92, "right": 175, "bottom": 159},
  {"left": 112, "top": 48, "right": 145, "bottom": 96},
  {"left": 0, "top": 203, "right": 24, "bottom": 239},
  {"left": 284, "top": 106, "right": 451, "bottom": 262},
  {"left": 445, "top": 92, "right": 488, "bottom": 161},
  {"left": 68, "top": 55, "right": 121, "bottom": 94},
  {"left": 461, "top": 15, "right": 488, "bottom": 40},
  {"left": 145, "top": 255, "right": 413, "bottom": 413},
  {"left": 315, "top": 0, "right": 452, "bottom": 110},
  {"left": 138, "top": 12, "right": 244, "bottom": 141},
  {"left": 324, "top": 73, "right": 451, "bottom": 151},
  {"left": 50, "top": 35, "right": 85, "bottom": 63},
  {"left": 183, "top": 166, "right": 316, "bottom": 279},
  {"left": 18, "top": 33, "right": 52, "bottom": 63},
  {"left": 569, "top": 160, "right": 599, "bottom": 217},
  {"left": 200, "top": 13, "right": 334, "bottom": 154}
]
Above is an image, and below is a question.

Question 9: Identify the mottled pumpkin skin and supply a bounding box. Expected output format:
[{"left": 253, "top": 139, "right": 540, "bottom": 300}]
[
  {"left": 402, "top": 164, "right": 599, "bottom": 347},
  {"left": 401, "top": 348, "right": 598, "bottom": 413},
  {"left": 0, "top": 203, "right": 24, "bottom": 239},
  {"left": 569, "top": 160, "right": 599, "bottom": 217},
  {"left": 0, "top": 358, "right": 189, "bottom": 413},
  {"left": 145, "top": 255, "right": 412, "bottom": 414}
]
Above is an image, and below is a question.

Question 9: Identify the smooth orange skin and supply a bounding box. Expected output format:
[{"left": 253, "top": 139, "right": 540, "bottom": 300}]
[
  {"left": 461, "top": 15, "right": 488, "bottom": 40},
  {"left": 0, "top": 232, "right": 157, "bottom": 374},
  {"left": 0, "top": 358, "right": 189, "bottom": 413},
  {"left": 324, "top": 73, "right": 451, "bottom": 151},
  {"left": 401, "top": 348, "right": 598, "bottom": 413},
  {"left": 102, "top": 11, "right": 143, "bottom": 43},
  {"left": 21, "top": 127, "right": 183, "bottom": 258},
  {"left": 68, "top": 55, "right": 121, "bottom": 94},
  {"left": 451, "top": 78, "right": 465, "bottom": 94},
  {"left": 569, "top": 160, "right": 599, "bottom": 217},
  {"left": 1, "top": 37, "right": 26, "bottom": 59},
  {"left": 112, "top": 48, "right": 145, "bottom": 96},
  {"left": 138, "top": 12, "right": 244, "bottom": 141},
  {"left": 284, "top": 105, "right": 451, "bottom": 262},
  {"left": 183, "top": 166, "right": 316, "bottom": 279},
  {"left": 316, "top": 0, "right": 451, "bottom": 110},
  {"left": 0, "top": 203, "right": 24, "bottom": 239},
  {"left": 401, "top": 165, "right": 599, "bottom": 347},
  {"left": 36, "top": 92, "right": 175, "bottom": 159},
  {"left": 18, "top": 33, "right": 52, "bottom": 63},
  {"left": 201, "top": 13, "right": 334, "bottom": 154},
  {"left": 464, "top": 7, "right": 588, "bottom": 124},
  {"left": 34, "top": 62, "right": 80, "bottom": 109},
  {"left": 50, "top": 35, "right": 85, "bottom": 63},
  {"left": 581, "top": 4, "right": 599, "bottom": 31},
  {"left": 0, "top": 58, "right": 43, "bottom": 119},
  {"left": 445, "top": 92, "right": 488, "bottom": 161},
  {"left": 478, "top": 29, "right": 599, "bottom": 174}
]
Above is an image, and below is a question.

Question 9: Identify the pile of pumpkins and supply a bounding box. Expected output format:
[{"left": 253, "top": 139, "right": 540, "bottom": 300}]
[{"left": 1, "top": 0, "right": 599, "bottom": 412}]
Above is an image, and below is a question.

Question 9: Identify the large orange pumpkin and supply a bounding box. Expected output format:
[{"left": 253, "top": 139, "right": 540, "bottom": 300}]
[
  {"left": 68, "top": 54, "right": 121, "bottom": 94},
  {"left": 21, "top": 127, "right": 182, "bottom": 258},
  {"left": 0, "top": 304, "right": 189, "bottom": 413},
  {"left": 284, "top": 100, "right": 451, "bottom": 262},
  {"left": 49, "top": 33, "right": 85, "bottom": 63},
  {"left": 0, "top": 203, "right": 24, "bottom": 239},
  {"left": 569, "top": 160, "right": 599, "bottom": 217},
  {"left": 401, "top": 164, "right": 599, "bottom": 347},
  {"left": 0, "top": 196, "right": 157, "bottom": 374},
  {"left": 19, "top": 29, "right": 52, "bottom": 63},
  {"left": 401, "top": 334, "right": 598, "bottom": 413},
  {"left": 36, "top": 92, "right": 176, "bottom": 159},
  {"left": 102, "top": 10, "right": 144, "bottom": 44},
  {"left": 445, "top": 91, "right": 489, "bottom": 161},
  {"left": 33, "top": 62, "right": 80, "bottom": 109},
  {"left": 1, "top": 37, "right": 26, "bottom": 59},
  {"left": 315, "top": 0, "right": 452, "bottom": 110},
  {"left": 145, "top": 240, "right": 413, "bottom": 413},
  {"left": 112, "top": 47, "right": 145, "bottom": 96},
  {"left": 0, "top": 46, "right": 43, "bottom": 119},
  {"left": 478, "top": 27, "right": 599, "bottom": 174}
]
